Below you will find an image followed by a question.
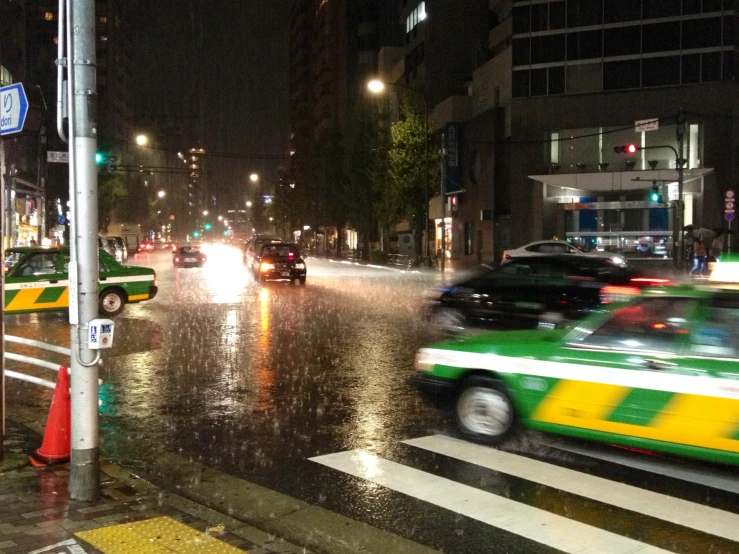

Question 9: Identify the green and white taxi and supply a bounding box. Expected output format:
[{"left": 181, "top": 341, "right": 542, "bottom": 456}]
[
  {"left": 413, "top": 284, "right": 739, "bottom": 466},
  {"left": 4, "top": 247, "right": 157, "bottom": 317}
]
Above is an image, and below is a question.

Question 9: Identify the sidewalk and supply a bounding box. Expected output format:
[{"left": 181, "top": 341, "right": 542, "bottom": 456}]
[{"left": 0, "top": 421, "right": 308, "bottom": 554}]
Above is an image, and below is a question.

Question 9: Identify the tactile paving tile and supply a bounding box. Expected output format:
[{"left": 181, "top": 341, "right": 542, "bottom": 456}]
[{"left": 75, "top": 516, "right": 246, "bottom": 553}]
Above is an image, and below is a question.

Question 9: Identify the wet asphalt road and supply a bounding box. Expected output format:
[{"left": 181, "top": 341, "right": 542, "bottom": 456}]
[{"left": 5, "top": 246, "right": 739, "bottom": 554}]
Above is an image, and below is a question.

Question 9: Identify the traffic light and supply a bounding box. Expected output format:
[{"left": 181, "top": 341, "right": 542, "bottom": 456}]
[
  {"left": 204, "top": 223, "right": 212, "bottom": 231},
  {"left": 649, "top": 184, "right": 663, "bottom": 203},
  {"left": 193, "top": 231, "right": 200, "bottom": 238},
  {"left": 95, "top": 152, "right": 118, "bottom": 172},
  {"left": 614, "top": 144, "right": 639, "bottom": 154}
]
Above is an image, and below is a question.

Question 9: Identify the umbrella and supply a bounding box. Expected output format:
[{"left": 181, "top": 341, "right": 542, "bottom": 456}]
[
  {"left": 691, "top": 227, "right": 715, "bottom": 241},
  {"left": 713, "top": 227, "right": 735, "bottom": 236}
]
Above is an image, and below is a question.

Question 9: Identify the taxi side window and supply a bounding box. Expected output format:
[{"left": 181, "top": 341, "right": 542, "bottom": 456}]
[
  {"left": 15, "top": 252, "right": 61, "bottom": 277},
  {"left": 581, "top": 297, "right": 691, "bottom": 352},
  {"left": 690, "top": 295, "right": 739, "bottom": 358}
]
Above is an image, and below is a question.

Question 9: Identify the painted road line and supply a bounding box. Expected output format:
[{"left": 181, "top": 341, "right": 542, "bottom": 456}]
[
  {"left": 404, "top": 434, "right": 739, "bottom": 543},
  {"left": 310, "top": 449, "right": 670, "bottom": 554},
  {"left": 545, "top": 439, "right": 739, "bottom": 495}
]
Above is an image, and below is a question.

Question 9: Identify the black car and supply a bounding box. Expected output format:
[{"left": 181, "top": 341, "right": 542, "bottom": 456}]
[
  {"left": 173, "top": 245, "right": 207, "bottom": 267},
  {"left": 253, "top": 243, "right": 307, "bottom": 284},
  {"left": 429, "top": 255, "right": 670, "bottom": 334}
]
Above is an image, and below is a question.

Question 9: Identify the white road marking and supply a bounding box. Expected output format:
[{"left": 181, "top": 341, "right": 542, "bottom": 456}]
[
  {"left": 405, "top": 434, "right": 739, "bottom": 543},
  {"left": 545, "top": 439, "right": 739, "bottom": 496},
  {"left": 310, "top": 449, "right": 670, "bottom": 554}
]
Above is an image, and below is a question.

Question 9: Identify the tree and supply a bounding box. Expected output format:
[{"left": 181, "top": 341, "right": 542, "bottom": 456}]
[
  {"left": 387, "top": 95, "right": 434, "bottom": 254},
  {"left": 98, "top": 171, "right": 127, "bottom": 232}
]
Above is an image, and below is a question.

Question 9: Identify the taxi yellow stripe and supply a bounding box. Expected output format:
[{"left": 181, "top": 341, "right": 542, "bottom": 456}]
[
  {"left": 5, "top": 287, "right": 69, "bottom": 311},
  {"left": 652, "top": 394, "right": 739, "bottom": 444},
  {"left": 531, "top": 380, "right": 631, "bottom": 425},
  {"left": 128, "top": 293, "right": 149, "bottom": 301}
]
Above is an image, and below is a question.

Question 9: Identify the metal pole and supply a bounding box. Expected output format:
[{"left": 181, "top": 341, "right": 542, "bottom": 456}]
[
  {"left": 0, "top": 140, "right": 6, "bottom": 460},
  {"left": 676, "top": 113, "right": 686, "bottom": 270},
  {"left": 423, "top": 102, "right": 429, "bottom": 266},
  {"left": 441, "top": 133, "right": 446, "bottom": 273},
  {"left": 5, "top": 164, "right": 12, "bottom": 249},
  {"left": 69, "top": 0, "right": 100, "bottom": 501}
]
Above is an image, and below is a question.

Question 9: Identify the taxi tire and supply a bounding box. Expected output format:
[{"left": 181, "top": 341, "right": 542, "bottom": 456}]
[
  {"left": 456, "top": 376, "right": 516, "bottom": 445},
  {"left": 99, "top": 288, "right": 126, "bottom": 317}
]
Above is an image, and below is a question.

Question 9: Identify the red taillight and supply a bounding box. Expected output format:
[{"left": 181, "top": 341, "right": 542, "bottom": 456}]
[
  {"left": 175, "top": 257, "right": 180, "bottom": 262},
  {"left": 503, "top": 253, "right": 510, "bottom": 259},
  {"left": 630, "top": 277, "right": 674, "bottom": 286},
  {"left": 600, "top": 285, "right": 640, "bottom": 303},
  {"left": 288, "top": 252, "right": 295, "bottom": 260}
]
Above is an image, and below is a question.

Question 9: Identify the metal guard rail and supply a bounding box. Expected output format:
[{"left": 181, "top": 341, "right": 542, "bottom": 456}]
[{"left": 3, "top": 334, "right": 70, "bottom": 390}]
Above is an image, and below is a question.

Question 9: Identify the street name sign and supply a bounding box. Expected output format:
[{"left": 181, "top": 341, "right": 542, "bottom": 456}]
[
  {"left": 0, "top": 83, "right": 29, "bottom": 136},
  {"left": 47, "top": 151, "right": 70, "bottom": 163},
  {"left": 635, "top": 118, "right": 659, "bottom": 132}
]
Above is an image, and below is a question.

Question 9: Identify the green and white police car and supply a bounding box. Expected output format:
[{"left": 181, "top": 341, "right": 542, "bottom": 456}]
[
  {"left": 413, "top": 283, "right": 739, "bottom": 466},
  {"left": 4, "top": 247, "right": 157, "bottom": 317}
]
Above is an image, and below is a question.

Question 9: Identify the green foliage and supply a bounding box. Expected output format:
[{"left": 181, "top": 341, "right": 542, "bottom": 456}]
[
  {"left": 370, "top": 248, "right": 387, "bottom": 263},
  {"left": 98, "top": 171, "right": 127, "bottom": 232}
]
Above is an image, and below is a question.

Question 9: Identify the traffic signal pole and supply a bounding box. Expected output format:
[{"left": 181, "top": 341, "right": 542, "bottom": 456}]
[{"left": 66, "top": 0, "right": 101, "bottom": 501}]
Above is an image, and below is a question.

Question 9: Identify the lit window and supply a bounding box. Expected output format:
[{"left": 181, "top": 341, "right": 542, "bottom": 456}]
[
  {"left": 99, "top": 16, "right": 107, "bottom": 23},
  {"left": 419, "top": 2, "right": 426, "bottom": 21},
  {"left": 44, "top": 11, "right": 54, "bottom": 21}
]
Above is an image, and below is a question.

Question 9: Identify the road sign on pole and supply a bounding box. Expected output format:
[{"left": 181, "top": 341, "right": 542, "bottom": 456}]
[
  {"left": 727, "top": 212, "right": 735, "bottom": 222},
  {"left": 0, "top": 84, "right": 29, "bottom": 136},
  {"left": 47, "top": 151, "right": 70, "bottom": 163}
]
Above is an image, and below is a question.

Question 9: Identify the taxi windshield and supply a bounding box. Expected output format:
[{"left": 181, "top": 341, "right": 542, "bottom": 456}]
[
  {"left": 178, "top": 246, "right": 200, "bottom": 254},
  {"left": 260, "top": 244, "right": 298, "bottom": 258}
]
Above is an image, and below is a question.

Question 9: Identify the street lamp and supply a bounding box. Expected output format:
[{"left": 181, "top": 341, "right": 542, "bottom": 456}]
[
  {"left": 218, "top": 215, "right": 223, "bottom": 221},
  {"left": 246, "top": 200, "right": 253, "bottom": 207},
  {"left": 250, "top": 173, "right": 259, "bottom": 183},
  {"left": 203, "top": 210, "right": 209, "bottom": 216},
  {"left": 157, "top": 190, "right": 166, "bottom": 198},
  {"left": 135, "top": 134, "right": 148, "bottom": 146},
  {"left": 368, "top": 78, "right": 430, "bottom": 265}
]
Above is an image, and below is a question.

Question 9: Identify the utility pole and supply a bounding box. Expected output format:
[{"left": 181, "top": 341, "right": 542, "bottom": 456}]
[
  {"left": 440, "top": 133, "right": 446, "bottom": 273},
  {"left": 0, "top": 140, "right": 6, "bottom": 461},
  {"left": 67, "top": 0, "right": 101, "bottom": 501},
  {"left": 676, "top": 112, "right": 686, "bottom": 269}
]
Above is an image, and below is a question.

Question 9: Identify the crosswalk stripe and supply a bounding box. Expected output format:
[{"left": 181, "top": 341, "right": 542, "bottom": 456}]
[
  {"left": 404, "top": 434, "right": 739, "bottom": 543},
  {"left": 310, "top": 449, "right": 671, "bottom": 554},
  {"left": 544, "top": 439, "right": 739, "bottom": 495}
]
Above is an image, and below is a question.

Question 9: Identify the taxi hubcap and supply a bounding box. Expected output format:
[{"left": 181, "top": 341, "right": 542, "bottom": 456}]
[
  {"left": 458, "top": 387, "right": 512, "bottom": 436},
  {"left": 103, "top": 293, "right": 122, "bottom": 312}
]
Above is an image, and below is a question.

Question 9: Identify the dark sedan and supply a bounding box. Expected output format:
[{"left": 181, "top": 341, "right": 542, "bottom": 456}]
[
  {"left": 173, "top": 246, "right": 207, "bottom": 268},
  {"left": 429, "top": 255, "right": 671, "bottom": 335},
  {"left": 253, "top": 243, "right": 307, "bottom": 284}
]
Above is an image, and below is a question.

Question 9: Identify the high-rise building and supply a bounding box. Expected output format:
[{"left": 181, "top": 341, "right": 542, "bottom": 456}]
[{"left": 504, "top": 0, "right": 738, "bottom": 260}]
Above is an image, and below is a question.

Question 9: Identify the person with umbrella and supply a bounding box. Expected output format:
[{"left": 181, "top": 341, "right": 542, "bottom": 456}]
[{"left": 691, "top": 236, "right": 707, "bottom": 276}]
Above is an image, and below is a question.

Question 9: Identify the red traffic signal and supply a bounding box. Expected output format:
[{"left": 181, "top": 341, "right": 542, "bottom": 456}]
[{"left": 614, "top": 144, "right": 639, "bottom": 154}]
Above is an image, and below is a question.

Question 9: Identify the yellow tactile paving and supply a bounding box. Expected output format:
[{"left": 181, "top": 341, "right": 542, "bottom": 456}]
[{"left": 75, "top": 516, "right": 246, "bottom": 553}]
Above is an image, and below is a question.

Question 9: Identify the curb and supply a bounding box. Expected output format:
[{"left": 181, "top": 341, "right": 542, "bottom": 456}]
[{"left": 7, "top": 407, "right": 440, "bottom": 554}]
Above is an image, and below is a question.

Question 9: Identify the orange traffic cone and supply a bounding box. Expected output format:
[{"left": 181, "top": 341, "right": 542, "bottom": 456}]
[{"left": 29, "top": 366, "right": 71, "bottom": 467}]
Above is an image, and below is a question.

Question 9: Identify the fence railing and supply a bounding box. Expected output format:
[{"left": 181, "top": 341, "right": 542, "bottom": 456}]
[{"left": 3, "top": 335, "right": 70, "bottom": 390}]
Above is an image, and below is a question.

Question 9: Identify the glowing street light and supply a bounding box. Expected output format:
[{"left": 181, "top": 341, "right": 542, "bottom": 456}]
[
  {"left": 367, "top": 79, "right": 385, "bottom": 94},
  {"left": 135, "top": 134, "right": 148, "bottom": 146},
  {"left": 249, "top": 173, "right": 259, "bottom": 183},
  {"left": 218, "top": 215, "right": 223, "bottom": 221},
  {"left": 246, "top": 200, "right": 253, "bottom": 207},
  {"left": 203, "top": 210, "right": 209, "bottom": 216},
  {"left": 157, "top": 190, "right": 166, "bottom": 198}
]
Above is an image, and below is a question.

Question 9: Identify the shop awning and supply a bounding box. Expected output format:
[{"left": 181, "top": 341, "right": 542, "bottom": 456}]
[{"left": 528, "top": 168, "right": 713, "bottom": 192}]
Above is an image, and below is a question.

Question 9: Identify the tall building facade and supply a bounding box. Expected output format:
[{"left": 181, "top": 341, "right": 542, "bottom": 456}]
[{"left": 504, "top": 0, "right": 738, "bottom": 260}]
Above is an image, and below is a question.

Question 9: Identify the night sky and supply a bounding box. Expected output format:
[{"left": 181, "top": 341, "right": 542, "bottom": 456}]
[{"left": 130, "top": 0, "right": 289, "bottom": 206}]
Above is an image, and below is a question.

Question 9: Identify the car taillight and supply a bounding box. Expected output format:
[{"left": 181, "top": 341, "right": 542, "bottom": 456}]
[
  {"left": 601, "top": 285, "right": 640, "bottom": 303},
  {"left": 288, "top": 252, "right": 294, "bottom": 260},
  {"left": 630, "top": 277, "right": 674, "bottom": 286},
  {"left": 503, "top": 253, "right": 510, "bottom": 259},
  {"left": 175, "top": 257, "right": 180, "bottom": 262}
]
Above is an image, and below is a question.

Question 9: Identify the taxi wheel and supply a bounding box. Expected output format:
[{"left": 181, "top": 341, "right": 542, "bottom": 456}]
[
  {"left": 456, "top": 376, "right": 515, "bottom": 444},
  {"left": 99, "top": 288, "right": 126, "bottom": 317}
]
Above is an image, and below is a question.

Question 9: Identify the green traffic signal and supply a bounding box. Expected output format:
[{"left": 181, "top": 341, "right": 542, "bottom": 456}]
[
  {"left": 650, "top": 191, "right": 660, "bottom": 202},
  {"left": 204, "top": 223, "right": 212, "bottom": 231},
  {"left": 193, "top": 231, "right": 200, "bottom": 238},
  {"left": 95, "top": 152, "right": 104, "bottom": 164}
]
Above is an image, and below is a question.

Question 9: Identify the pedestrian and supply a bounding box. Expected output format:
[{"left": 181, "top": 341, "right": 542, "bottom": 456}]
[
  {"left": 712, "top": 233, "right": 725, "bottom": 262},
  {"left": 30, "top": 238, "right": 38, "bottom": 247},
  {"left": 691, "top": 237, "right": 707, "bottom": 276}
]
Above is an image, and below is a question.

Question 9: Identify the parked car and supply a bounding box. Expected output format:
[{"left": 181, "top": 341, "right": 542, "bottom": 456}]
[
  {"left": 106, "top": 238, "right": 125, "bottom": 263},
  {"left": 502, "top": 240, "right": 626, "bottom": 266},
  {"left": 251, "top": 242, "right": 307, "bottom": 284},
  {"left": 413, "top": 284, "right": 739, "bottom": 466},
  {"left": 244, "top": 234, "right": 282, "bottom": 266},
  {"left": 107, "top": 236, "right": 128, "bottom": 262},
  {"left": 428, "top": 255, "right": 670, "bottom": 335},
  {"left": 4, "top": 247, "right": 157, "bottom": 317},
  {"left": 173, "top": 245, "right": 207, "bottom": 268}
]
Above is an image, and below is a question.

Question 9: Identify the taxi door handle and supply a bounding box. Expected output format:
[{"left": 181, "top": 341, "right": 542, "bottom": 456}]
[
  {"left": 49, "top": 280, "right": 58, "bottom": 284},
  {"left": 100, "top": 276, "right": 107, "bottom": 281},
  {"left": 641, "top": 359, "right": 675, "bottom": 371}
]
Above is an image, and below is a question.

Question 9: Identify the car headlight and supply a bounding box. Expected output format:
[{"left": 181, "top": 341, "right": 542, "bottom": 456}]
[
  {"left": 295, "top": 262, "right": 305, "bottom": 269},
  {"left": 414, "top": 352, "right": 436, "bottom": 372},
  {"left": 260, "top": 262, "right": 275, "bottom": 272},
  {"left": 612, "top": 256, "right": 626, "bottom": 266}
]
